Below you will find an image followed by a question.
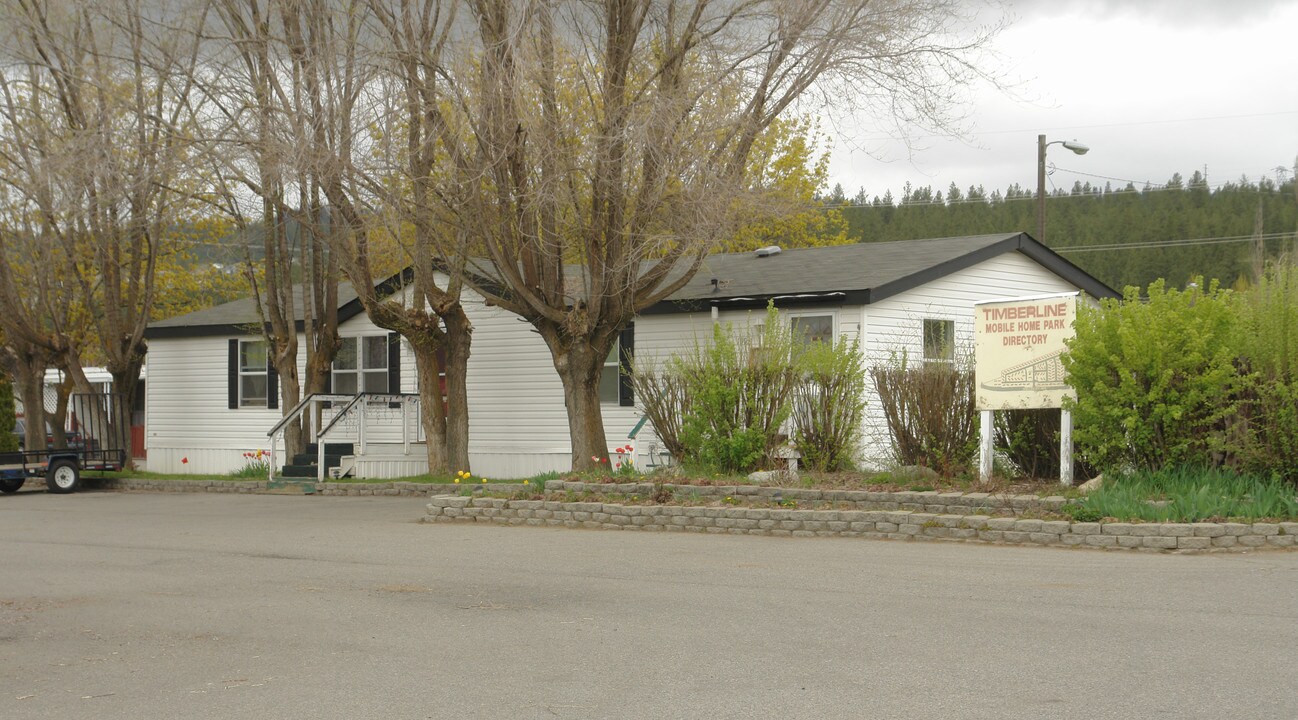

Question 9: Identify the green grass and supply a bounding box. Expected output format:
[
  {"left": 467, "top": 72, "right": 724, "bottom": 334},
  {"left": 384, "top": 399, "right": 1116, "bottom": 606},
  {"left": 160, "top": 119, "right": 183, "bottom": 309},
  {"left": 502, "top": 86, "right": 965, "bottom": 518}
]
[{"left": 1065, "top": 466, "right": 1298, "bottom": 522}]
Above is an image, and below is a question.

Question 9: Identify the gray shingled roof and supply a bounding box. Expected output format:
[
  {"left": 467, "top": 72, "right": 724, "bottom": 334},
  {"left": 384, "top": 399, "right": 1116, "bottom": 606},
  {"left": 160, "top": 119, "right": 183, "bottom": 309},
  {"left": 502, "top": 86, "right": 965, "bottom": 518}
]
[
  {"left": 147, "top": 233, "right": 1116, "bottom": 336},
  {"left": 146, "top": 282, "right": 364, "bottom": 338},
  {"left": 672, "top": 233, "right": 1018, "bottom": 301},
  {"left": 646, "top": 232, "right": 1116, "bottom": 311}
]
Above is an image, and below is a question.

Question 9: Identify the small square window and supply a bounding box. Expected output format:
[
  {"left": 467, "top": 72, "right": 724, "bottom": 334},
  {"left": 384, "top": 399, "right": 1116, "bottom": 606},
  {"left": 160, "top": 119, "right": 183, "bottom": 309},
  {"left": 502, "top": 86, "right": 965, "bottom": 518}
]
[
  {"left": 791, "top": 314, "right": 834, "bottom": 346},
  {"left": 923, "top": 319, "right": 955, "bottom": 362}
]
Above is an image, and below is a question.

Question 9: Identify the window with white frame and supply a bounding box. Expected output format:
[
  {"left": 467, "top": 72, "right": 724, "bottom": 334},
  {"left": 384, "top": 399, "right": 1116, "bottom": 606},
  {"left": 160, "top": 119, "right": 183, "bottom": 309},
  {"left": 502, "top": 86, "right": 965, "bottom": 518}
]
[
  {"left": 239, "top": 340, "right": 269, "bottom": 407},
  {"left": 333, "top": 336, "right": 389, "bottom": 394},
  {"left": 599, "top": 338, "right": 621, "bottom": 404},
  {"left": 923, "top": 319, "right": 955, "bottom": 362},
  {"left": 790, "top": 313, "right": 835, "bottom": 346}
]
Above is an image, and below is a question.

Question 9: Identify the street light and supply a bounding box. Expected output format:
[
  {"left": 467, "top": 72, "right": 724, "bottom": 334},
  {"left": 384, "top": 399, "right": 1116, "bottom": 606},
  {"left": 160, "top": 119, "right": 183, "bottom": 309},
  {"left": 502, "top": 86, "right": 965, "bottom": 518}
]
[{"left": 1036, "top": 135, "right": 1089, "bottom": 244}]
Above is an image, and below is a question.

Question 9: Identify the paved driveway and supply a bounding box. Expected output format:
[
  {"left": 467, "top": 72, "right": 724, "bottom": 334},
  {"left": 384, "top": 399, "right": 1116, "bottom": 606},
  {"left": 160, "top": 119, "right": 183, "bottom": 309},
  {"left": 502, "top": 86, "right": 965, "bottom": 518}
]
[{"left": 2, "top": 490, "right": 1295, "bottom": 719}]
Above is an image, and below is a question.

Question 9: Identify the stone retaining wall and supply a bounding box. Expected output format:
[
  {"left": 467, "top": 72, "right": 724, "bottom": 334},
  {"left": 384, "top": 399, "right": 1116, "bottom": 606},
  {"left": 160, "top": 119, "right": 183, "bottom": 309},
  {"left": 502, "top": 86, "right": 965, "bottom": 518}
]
[
  {"left": 545, "top": 480, "right": 1069, "bottom": 516},
  {"left": 426, "top": 495, "right": 1297, "bottom": 552}
]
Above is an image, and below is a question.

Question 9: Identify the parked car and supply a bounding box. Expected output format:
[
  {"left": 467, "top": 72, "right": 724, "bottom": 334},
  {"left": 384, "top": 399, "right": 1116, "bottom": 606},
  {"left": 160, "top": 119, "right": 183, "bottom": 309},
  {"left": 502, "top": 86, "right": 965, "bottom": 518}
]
[{"left": 12, "top": 418, "right": 92, "bottom": 451}]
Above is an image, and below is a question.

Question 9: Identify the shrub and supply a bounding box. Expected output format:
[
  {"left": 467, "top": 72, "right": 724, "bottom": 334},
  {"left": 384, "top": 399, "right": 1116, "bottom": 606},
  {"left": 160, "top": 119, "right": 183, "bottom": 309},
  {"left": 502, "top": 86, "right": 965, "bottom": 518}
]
[
  {"left": 1235, "top": 261, "right": 1298, "bottom": 482},
  {"left": 0, "top": 374, "right": 16, "bottom": 453},
  {"left": 675, "top": 306, "right": 799, "bottom": 473},
  {"left": 791, "top": 336, "right": 867, "bottom": 471},
  {"left": 627, "top": 357, "right": 690, "bottom": 460},
  {"left": 995, "top": 409, "right": 1097, "bottom": 480},
  {"left": 1062, "top": 278, "right": 1240, "bottom": 472},
  {"left": 869, "top": 355, "right": 976, "bottom": 476}
]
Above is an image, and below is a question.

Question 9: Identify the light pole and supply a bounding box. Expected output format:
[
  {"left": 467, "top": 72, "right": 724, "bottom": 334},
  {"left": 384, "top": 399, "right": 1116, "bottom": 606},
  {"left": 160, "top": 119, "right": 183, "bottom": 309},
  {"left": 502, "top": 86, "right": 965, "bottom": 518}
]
[{"left": 1036, "top": 135, "right": 1089, "bottom": 243}]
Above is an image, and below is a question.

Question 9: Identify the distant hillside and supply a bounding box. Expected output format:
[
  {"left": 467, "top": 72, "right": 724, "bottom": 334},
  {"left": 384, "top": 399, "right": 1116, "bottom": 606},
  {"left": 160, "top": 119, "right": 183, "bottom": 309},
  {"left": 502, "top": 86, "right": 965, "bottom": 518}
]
[{"left": 825, "top": 170, "right": 1298, "bottom": 291}]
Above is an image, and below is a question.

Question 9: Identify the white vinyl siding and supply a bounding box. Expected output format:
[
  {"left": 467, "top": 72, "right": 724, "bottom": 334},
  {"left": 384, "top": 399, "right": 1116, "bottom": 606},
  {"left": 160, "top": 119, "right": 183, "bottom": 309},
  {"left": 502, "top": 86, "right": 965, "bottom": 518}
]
[{"left": 146, "top": 250, "right": 1087, "bottom": 477}]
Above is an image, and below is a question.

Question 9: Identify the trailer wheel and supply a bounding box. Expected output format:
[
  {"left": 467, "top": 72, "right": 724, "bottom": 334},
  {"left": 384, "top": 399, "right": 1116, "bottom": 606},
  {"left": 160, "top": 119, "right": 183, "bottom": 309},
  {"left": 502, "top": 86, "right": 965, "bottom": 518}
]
[
  {"left": 0, "top": 478, "right": 23, "bottom": 494},
  {"left": 45, "top": 459, "right": 81, "bottom": 494}
]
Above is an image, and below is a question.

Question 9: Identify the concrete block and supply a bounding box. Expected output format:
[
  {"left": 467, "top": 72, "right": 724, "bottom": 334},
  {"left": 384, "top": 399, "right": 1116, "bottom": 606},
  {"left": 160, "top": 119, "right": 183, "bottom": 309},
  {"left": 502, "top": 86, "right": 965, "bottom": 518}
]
[
  {"left": 1014, "top": 519, "right": 1044, "bottom": 533},
  {"left": 1177, "top": 537, "right": 1211, "bottom": 550}
]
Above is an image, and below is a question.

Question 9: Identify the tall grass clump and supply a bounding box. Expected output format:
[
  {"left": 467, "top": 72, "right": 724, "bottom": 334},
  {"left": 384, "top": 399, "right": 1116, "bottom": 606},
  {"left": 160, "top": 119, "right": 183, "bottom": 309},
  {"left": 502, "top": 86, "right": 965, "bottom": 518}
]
[{"left": 1069, "top": 466, "right": 1298, "bottom": 522}]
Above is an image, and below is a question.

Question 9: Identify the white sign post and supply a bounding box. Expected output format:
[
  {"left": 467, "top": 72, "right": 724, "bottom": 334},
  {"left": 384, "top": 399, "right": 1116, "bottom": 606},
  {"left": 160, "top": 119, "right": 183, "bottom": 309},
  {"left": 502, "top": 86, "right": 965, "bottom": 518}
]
[{"left": 973, "top": 292, "right": 1079, "bottom": 486}]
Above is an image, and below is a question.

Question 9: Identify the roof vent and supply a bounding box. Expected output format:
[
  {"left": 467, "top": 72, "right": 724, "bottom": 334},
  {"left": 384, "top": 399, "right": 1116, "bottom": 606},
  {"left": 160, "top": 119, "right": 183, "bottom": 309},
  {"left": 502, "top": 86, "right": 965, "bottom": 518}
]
[{"left": 755, "top": 245, "right": 782, "bottom": 257}]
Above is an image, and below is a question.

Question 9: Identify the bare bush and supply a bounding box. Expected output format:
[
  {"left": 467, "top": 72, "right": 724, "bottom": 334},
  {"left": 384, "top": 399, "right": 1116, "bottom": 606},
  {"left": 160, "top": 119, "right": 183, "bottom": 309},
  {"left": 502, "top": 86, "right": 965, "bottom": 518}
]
[{"left": 870, "top": 357, "right": 976, "bottom": 476}]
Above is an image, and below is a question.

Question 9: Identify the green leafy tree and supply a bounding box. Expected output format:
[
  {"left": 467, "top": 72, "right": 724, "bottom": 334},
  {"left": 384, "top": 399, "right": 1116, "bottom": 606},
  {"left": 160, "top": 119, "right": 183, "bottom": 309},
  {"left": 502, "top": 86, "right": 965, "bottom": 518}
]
[{"left": 1062, "top": 279, "right": 1241, "bottom": 471}]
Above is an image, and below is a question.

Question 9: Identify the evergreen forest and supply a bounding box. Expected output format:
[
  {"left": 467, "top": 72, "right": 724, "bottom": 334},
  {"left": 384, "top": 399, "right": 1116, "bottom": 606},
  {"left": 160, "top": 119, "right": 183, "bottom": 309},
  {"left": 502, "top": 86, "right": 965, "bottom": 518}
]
[{"left": 824, "top": 170, "right": 1298, "bottom": 292}]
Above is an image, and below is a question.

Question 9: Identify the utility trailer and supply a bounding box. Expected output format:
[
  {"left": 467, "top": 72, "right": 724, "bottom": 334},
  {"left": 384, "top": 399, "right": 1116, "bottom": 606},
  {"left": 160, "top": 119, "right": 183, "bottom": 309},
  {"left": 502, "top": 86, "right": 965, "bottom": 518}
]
[
  {"left": 0, "top": 447, "right": 126, "bottom": 494},
  {"left": 1, "top": 391, "right": 128, "bottom": 494}
]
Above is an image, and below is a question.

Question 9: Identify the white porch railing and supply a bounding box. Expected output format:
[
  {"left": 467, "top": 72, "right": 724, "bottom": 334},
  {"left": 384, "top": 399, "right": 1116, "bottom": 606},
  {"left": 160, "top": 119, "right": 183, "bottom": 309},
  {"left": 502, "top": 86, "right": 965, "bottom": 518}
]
[{"left": 266, "top": 393, "right": 423, "bottom": 482}]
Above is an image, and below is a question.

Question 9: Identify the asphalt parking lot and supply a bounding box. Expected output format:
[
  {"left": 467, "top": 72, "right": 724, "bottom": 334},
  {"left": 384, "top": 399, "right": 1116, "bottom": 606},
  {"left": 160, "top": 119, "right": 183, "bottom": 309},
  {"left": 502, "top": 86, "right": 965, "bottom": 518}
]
[{"left": 2, "top": 489, "right": 1296, "bottom": 719}]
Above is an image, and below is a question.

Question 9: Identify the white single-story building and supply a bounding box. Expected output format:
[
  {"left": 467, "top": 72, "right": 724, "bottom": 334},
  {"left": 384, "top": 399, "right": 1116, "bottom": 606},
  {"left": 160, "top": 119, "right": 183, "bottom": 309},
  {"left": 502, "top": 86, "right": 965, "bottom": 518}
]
[{"left": 142, "top": 233, "right": 1117, "bottom": 478}]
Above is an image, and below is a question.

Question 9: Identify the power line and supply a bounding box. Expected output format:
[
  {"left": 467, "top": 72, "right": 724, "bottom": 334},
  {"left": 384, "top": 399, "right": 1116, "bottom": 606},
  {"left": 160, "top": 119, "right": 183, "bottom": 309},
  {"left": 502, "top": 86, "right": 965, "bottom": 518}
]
[{"left": 1054, "top": 232, "right": 1296, "bottom": 254}]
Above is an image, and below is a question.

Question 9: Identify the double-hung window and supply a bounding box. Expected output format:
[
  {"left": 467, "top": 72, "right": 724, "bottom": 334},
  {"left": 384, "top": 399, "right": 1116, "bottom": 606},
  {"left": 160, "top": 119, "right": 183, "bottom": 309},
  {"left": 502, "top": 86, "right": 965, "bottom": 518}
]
[
  {"left": 332, "top": 336, "right": 390, "bottom": 394},
  {"left": 239, "top": 340, "right": 269, "bottom": 407}
]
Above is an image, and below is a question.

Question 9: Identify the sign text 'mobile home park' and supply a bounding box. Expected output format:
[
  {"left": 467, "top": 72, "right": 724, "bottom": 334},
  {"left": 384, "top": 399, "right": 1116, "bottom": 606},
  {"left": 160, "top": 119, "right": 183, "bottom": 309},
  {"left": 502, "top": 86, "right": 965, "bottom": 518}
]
[{"left": 973, "top": 292, "right": 1078, "bottom": 410}]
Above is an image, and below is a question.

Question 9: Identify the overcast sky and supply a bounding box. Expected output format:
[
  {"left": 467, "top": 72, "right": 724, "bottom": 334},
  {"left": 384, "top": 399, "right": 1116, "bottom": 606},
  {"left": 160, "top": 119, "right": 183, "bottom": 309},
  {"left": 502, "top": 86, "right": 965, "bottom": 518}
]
[{"left": 826, "top": 0, "right": 1298, "bottom": 202}]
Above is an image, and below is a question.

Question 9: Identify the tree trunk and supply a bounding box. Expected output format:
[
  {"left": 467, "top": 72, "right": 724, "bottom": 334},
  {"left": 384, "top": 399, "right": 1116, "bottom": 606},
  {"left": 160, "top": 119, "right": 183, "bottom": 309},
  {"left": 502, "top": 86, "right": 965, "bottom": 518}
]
[
  {"left": 443, "top": 308, "right": 473, "bottom": 473},
  {"left": 109, "top": 356, "right": 145, "bottom": 468},
  {"left": 412, "top": 341, "right": 448, "bottom": 474},
  {"left": 548, "top": 337, "right": 612, "bottom": 472},
  {"left": 13, "top": 351, "right": 47, "bottom": 452},
  {"left": 278, "top": 364, "right": 303, "bottom": 460},
  {"left": 49, "top": 378, "right": 71, "bottom": 449}
]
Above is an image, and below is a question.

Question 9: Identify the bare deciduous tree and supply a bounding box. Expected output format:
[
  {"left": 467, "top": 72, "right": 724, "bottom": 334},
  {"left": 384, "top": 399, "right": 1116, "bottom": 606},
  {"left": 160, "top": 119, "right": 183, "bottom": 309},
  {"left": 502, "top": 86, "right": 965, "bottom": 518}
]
[
  {"left": 0, "top": 0, "right": 210, "bottom": 458},
  {"left": 204, "top": 0, "right": 345, "bottom": 459},
  {"left": 416, "top": 0, "right": 1001, "bottom": 470}
]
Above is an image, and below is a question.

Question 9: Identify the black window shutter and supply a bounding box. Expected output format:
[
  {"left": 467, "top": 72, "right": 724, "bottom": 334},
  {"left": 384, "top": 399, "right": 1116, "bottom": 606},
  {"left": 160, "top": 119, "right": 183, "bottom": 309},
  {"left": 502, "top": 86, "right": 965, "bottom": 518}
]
[
  {"left": 228, "top": 339, "right": 239, "bottom": 409},
  {"left": 266, "top": 347, "right": 279, "bottom": 410},
  {"left": 618, "top": 323, "right": 635, "bottom": 407},
  {"left": 388, "top": 332, "right": 401, "bottom": 393}
]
